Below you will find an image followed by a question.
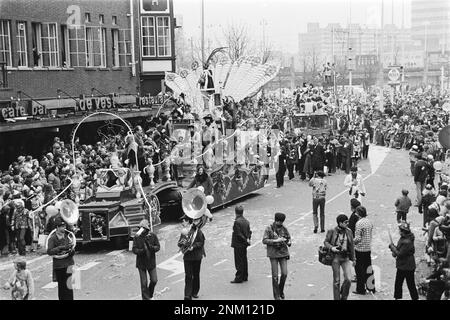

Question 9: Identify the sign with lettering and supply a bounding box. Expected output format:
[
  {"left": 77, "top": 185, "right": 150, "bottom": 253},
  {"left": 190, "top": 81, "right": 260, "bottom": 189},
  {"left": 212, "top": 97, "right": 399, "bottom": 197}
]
[
  {"left": 76, "top": 95, "right": 116, "bottom": 112},
  {"left": 136, "top": 94, "right": 166, "bottom": 108},
  {"left": 0, "top": 101, "right": 46, "bottom": 120}
]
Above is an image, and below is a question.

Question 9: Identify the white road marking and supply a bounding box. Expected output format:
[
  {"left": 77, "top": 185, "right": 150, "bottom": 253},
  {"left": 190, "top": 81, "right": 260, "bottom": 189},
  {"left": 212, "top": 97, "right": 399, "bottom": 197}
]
[
  {"left": 170, "top": 277, "right": 185, "bottom": 285},
  {"left": 0, "top": 255, "right": 49, "bottom": 271},
  {"left": 106, "top": 250, "right": 125, "bottom": 256},
  {"left": 250, "top": 147, "right": 391, "bottom": 250},
  {"left": 155, "top": 147, "right": 392, "bottom": 285},
  {"left": 368, "top": 145, "right": 391, "bottom": 174},
  {"left": 77, "top": 261, "right": 101, "bottom": 271},
  {"left": 42, "top": 282, "right": 58, "bottom": 289},
  {"left": 213, "top": 259, "right": 228, "bottom": 266},
  {"left": 157, "top": 253, "right": 185, "bottom": 279}
]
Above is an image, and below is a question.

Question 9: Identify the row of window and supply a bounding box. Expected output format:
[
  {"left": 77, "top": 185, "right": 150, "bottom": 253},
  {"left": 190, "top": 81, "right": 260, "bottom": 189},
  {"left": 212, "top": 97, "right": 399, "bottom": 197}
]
[{"left": 0, "top": 16, "right": 172, "bottom": 69}]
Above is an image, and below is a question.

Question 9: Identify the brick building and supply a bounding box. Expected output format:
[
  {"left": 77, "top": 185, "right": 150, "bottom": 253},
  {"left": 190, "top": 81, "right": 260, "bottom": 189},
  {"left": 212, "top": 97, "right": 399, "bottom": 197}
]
[{"left": 0, "top": 0, "right": 176, "bottom": 168}]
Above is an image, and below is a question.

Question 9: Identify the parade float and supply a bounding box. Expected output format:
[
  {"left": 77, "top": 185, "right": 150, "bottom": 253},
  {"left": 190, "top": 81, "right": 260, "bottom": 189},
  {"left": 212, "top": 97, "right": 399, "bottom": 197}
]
[{"left": 68, "top": 53, "right": 279, "bottom": 247}]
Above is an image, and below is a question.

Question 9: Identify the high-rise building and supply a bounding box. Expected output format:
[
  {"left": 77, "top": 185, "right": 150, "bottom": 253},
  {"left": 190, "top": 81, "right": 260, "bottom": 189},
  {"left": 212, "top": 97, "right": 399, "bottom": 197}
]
[
  {"left": 298, "top": 23, "right": 416, "bottom": 72},
  {"left": 411, "top": 0, "right": 450, "bottom": 53}
]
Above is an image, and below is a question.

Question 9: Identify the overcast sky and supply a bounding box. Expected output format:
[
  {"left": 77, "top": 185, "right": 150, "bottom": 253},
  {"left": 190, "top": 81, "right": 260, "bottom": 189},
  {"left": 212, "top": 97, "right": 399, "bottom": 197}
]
[{"left": 173, "top": 0, "right": 412, "bottom": 53}]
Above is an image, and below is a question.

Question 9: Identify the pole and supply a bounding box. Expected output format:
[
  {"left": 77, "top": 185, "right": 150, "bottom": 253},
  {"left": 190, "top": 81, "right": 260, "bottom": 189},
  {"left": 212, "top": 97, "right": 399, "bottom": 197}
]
[
  {"left": 424, "top": 23, "right": 428, "bottom": 85},
  {"left": 379, "top": 0, "right": 384, "bottom": 110},
  {"left": 442, "top": 65, "right": 445, "bottom": 96},
  {"left": 201, "top": 0, "right": 205, "bottom": 63},
  {"left": 332, "top": 27, "right": 337, "bottom": 100},
  {"left": 129, "top": 0, "right": 136, "bottom": 77}
]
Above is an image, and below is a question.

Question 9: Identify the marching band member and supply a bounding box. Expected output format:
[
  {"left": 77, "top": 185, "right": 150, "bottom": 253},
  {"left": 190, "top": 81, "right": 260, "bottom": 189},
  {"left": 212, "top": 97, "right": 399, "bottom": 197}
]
[{"left": 46, "top": 217, "right": 75, "bottom": 300}]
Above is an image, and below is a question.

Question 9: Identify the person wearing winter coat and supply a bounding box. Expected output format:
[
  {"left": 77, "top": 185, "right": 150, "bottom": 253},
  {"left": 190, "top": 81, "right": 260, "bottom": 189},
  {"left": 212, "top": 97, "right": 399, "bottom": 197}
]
[
  {"left": 388, "top": 222, "right": 419, "bottom": 300},
  {"left": 262, "top": 212, "right": 291, "bottom": 300},
  {"left": 132, "top": 219, "right": 160, "bottom": 300}
]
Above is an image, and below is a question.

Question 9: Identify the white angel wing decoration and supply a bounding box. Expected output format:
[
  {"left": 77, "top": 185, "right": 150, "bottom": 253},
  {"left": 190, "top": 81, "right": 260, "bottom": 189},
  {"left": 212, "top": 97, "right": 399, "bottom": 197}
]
[{"left": 164, "top": 56, "right": 279, "bottom": 111}]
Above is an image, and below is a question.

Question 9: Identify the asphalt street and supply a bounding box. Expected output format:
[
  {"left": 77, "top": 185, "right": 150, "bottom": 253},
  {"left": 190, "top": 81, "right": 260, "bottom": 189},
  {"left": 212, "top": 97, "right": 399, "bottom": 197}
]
[{"left": 0, "top": 145, "right": 428, "bottom": 300}]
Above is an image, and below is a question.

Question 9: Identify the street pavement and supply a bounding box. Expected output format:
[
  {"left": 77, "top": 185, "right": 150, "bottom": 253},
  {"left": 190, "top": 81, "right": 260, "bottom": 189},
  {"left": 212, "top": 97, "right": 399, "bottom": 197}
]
[{"left": 0, "top": 145, "right": 428, "bottom": 300}]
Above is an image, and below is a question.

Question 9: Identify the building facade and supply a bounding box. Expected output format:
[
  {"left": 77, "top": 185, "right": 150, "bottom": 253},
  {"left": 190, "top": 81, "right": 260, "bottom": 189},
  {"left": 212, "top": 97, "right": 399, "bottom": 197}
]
[
  {"left": 0, "top": 0, "right": 175, "bottom": 169},
  {"left": 138, "top": 0, "right": 176, "bottom": 95},
  {"left": 411, "top": 0, "right": 450, "bottom": 53}
]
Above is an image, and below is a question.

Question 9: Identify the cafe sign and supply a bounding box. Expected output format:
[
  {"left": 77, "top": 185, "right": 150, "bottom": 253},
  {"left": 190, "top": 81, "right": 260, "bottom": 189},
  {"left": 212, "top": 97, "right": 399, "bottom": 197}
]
[
  {"left": 0, "top": 101, "right": 47, "bottom": 120},
  {"left": 76, "top": 95, "right": 116, "bottom": 112}
]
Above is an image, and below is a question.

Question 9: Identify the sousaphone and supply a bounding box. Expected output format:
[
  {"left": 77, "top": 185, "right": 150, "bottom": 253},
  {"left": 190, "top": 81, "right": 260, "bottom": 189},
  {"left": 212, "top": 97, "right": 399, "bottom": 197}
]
[
  {"left": 181, "top": 188, "right": 206, "bottom": 220},
  {"left": 60, "top": 199, "right": 80, "bottom": 226}
]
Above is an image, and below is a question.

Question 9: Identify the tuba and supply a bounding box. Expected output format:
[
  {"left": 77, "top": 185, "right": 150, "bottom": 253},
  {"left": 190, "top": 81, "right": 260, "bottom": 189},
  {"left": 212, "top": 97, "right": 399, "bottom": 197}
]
[
  {"left": 178, "top": 189, "right": 207, "bottom": 254},
  {"left": 46, "top": 199, "right": 78, "bottom": 259},
  {"left": 59, "top": 199, "right": 80, "bottom": 226},
  {"left": 181, "top": 188, "right": 206, "bottom": 220}
]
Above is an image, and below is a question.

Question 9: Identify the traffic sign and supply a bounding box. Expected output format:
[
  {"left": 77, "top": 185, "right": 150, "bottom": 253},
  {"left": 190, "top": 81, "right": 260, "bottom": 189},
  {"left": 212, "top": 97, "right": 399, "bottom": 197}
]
[{"left": 388, "top": 68, "right": 400, "bottom": 82}]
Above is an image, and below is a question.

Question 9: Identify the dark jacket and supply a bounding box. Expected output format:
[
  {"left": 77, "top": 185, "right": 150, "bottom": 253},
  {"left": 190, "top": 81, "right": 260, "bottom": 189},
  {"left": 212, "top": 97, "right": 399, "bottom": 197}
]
[
  {"left": 262, "top": 223, "right": 291, "bottom": 259},
  {"left": 132, "top": 230, "right": 160, "bottom": 270},
  {"left": 231, "top": 215, "right": 252, "bottom": 248},
  {"left": 389, "top": 232, "right": 416, "bottom": 271},
  {"left": 348, "top": 212, "right": 359, "bottom": 237},
  {"left": 47, "top": 231, "right": 75, "bottom": 270},
  {"left": 188, "top": 174, "right": 213, "bottom": 196},
  {"left": 180, "top": 228, "right": 205, "bottom": 261},
  {"left": 414, "top": 160, "right": 429, "bottom": 183},
  {"left": 324, "top": 227, "right": 355, "bottom": 261},
  {"left": 394, "top": 195, "right": 412, "bottom": 213}
]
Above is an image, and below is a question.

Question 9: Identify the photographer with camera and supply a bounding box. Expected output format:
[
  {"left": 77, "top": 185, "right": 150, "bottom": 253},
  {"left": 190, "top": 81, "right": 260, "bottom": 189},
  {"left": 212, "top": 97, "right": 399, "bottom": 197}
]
[
  {"left": 324, "top": 214, "right": 355, "bottom": 300},
  {"left": 262, "top": 212, "right": 291, "bottom": 300}
]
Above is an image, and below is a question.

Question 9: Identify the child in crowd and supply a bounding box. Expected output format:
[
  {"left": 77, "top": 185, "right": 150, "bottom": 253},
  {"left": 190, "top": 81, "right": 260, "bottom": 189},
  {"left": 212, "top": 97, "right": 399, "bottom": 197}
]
[
  {"left": 394, "top": 189, "right": 412, "bottom": 223},
  {"left": 3, "top": 257, "right": 34, "bottom": 300}
]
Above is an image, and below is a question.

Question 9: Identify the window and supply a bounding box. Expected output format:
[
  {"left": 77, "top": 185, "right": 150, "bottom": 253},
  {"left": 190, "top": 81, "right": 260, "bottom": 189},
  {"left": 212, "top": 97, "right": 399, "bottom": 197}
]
[
  {"left": 68, "top": 26, "right": 86, "bottom": 67},
  {"left": 112, "top": 16, "right": 117, "bottom": 25},
  {"left": 99, "top": 15, "right": 104, "bottom": 24},
  {"left": 141, "top": 16, "right": 155, "bottom": 57},
  {"left": 85, "top": 13, "right": 91, "bottom": 23},
  {"left": 156, "top": 16, "right": 171, "bottom": 57},
  {"left": 0, "top": 20, "right": 12, "bottom": 66},
  {"left": 118, "top": 29, "right": 132, "bottom": 66},
  {"left": 32, "top": 23, "right": 59, "bottom": 67},
  {"left": 85, "top": 26, "right": 107, "bottom": 67},
  {"left": 16, "top": 22, "right": 28, "bottom": 67},
  {"left": 111, "top": 29, "right": 119, "bottom": 67}
]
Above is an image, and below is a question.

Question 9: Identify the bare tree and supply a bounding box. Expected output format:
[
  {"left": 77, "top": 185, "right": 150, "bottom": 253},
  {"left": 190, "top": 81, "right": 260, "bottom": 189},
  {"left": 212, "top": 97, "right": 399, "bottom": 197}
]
[{"left": 222, "top": 23, "right": 250, "bottom": 62}]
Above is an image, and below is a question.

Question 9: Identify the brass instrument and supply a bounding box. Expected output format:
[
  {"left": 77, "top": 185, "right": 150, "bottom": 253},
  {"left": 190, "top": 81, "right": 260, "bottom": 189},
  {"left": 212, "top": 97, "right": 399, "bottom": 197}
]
[
  {"left": 46, "top": 199, "right": 78, "bottom": 259},
  {"left": 178, "top": 189, "right": 207, "bottom": 253},
  {"left": 60, "top": 199, "right": 80, "bottom": 226}
]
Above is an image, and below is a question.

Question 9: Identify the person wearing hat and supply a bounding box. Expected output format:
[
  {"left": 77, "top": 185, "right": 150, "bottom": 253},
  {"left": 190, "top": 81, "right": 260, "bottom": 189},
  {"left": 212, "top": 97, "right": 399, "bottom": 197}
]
[
  {"left": 46, "top": 216, "right": 75, "bottom": 300},
  {"left": 132, "top": 219, "right": 160, "bottom": 300},
  {"left": 178, "top": 215, "right": 206, "bottom": 300},
  {"left": 324, "top": 214, "right": 355, "bottom": 300},
  {"left": 262, "top": 212, "right": 291, "bottom": 300},
  {"left": 388, "top": 222, "right": 419, "bottom": 300},
  {"left": 3, "top": 257, "right": 34, "bottom": 300}
]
